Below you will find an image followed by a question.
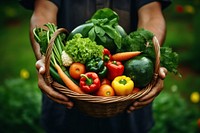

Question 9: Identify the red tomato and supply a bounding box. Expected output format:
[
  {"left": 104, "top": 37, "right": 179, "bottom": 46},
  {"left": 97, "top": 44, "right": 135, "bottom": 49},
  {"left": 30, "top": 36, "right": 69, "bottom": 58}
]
[
  {"left": 69, "top": 62, "right": 86, "bottom": 79},
  {"left": 101, "top": 78, "right": 111, "bottom": 85},
  {"left": 96, "top": 84, "right": 115, "bottom": 96},
  {"left": 132, "top": 88, "right": 140, "bottom": 94}
]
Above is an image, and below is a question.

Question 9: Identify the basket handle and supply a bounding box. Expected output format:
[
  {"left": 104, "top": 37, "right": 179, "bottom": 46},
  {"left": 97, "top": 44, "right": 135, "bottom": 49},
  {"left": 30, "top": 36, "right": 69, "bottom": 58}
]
[
  {"left": 44, "top": 28, "right": 69, "bottom": 85},
  {"left": 152, "top": 36, "right": 160, "bottom": 80}
]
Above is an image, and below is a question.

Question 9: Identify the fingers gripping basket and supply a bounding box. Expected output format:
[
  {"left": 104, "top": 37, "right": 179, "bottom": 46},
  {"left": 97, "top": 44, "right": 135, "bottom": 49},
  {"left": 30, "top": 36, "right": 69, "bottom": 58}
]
[{"left": 45, "top": 28, "right": 160, "bottom": 118}]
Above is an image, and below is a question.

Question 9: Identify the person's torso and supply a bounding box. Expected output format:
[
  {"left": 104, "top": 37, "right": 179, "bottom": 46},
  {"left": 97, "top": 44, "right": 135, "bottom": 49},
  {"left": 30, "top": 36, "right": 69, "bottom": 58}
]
[{"left": 55, "top": 0, "right": 137, "bottom": 33}]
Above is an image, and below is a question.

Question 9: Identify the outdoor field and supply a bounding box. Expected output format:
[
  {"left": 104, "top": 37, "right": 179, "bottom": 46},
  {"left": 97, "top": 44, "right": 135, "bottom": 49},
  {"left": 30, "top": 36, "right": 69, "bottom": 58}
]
[{"left": 0, "top": 0, "right": 199, "bottom": 133}]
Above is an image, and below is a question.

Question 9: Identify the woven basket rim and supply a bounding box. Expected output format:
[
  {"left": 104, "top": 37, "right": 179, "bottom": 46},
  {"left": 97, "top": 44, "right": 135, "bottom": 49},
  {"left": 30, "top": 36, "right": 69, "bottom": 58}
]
[
  {"left": 44, "top": 28, "right": 160, "bottom": 104},
  {"left": 51, "top": 79, "right": 156, "bottom": 103}
]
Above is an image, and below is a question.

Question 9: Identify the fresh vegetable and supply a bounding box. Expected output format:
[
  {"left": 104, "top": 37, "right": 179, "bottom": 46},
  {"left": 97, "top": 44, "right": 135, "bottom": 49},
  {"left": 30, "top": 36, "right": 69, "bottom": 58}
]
[
  {"left": 33, "top": 23, "right": 82, "bottom": 86},
  {"left": 103, "top": 48, "right": 112, "bottom": 63},
  {"left": 119, "top": 28, "right": 154, "bottom": 55},
  {"left": 86, "top": 8, "right": 124, "bottom": 50},
  {"left": 88, "top": 19, "right": 123, "bottom": 53},
  {"left": 67, "top": 23, "right": 94, "bottom": 40},
  {"left": 50, "top": 65, "right": 79, "bottom": 86},
  {"left": 80, "top": 72, "right": 101, "bottom": 94},
  {"left": 98, "top": 66, "right": 108, "bottom": 79},
  {"left": 111, "top": 75, "right": 134, "bottom": 96},
  {"left": 111, "top": 51, "right": 141, "bottom": 61},
  {"left": 69, "top": 62, "right": 86, "bottom": 80},
  {"left": 101, "top": 78, "right": 111, "bottom": 85},
  {"left": 54, "top": 62, "right": 84, "bottom": 94},
  {"left": 96, "top": 84, "right": 115, "bottom": 96},
  {"left": 86, "top": 58, "right": 107, "bottom": 79},
  {"left": 106, "top": 61, "right": 124, "bottom": 80},
  {"left": 33, "top": 23, "right": 66, "bottom": 66},
  {"left": 33, "top": 27, "right": 48, "bottom": 54},
  {"left": 61, "top": 51, "right": 73, "bottom": 67},
  {"left": 89, "top": 8, "right": 119, "bottom": 21},
  {"left": 132, "top": 88, "right": 140, "bottom": 94},
  {"left": 124, "top": 55, "right": 154, "bottom": 88},
  {"left": 120, "top": 28, "right": 180, "bottom": 76},
  {"left": 65, "top": 33, "right": 104, "bottom": 64},
  {"left": 49, "top": 66, "right": 64, "bottom": 85},
  {"left": 160, "top": 47, "right": 180, "bottom": 76},
  {"left": 67, "top": 8, "right": 127, "bottom": 53},
  {"left": 63, "top": 68, "right": 79, "bottom": 85},
  {"left": 86, "top": 58, "right": 104, "bottom": 72}
]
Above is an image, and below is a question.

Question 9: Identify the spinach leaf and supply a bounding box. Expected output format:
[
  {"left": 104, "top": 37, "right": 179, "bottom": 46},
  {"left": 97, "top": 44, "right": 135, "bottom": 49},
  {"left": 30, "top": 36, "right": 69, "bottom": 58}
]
[
  {"left": 94, "top": 25, "right": 105, "bottom": 37},
  {"left": 88, "top": 27, "right": 96, "bottom": 41},
  {"left": 89, "top": 8, "right": 119, "bottom": 22},
  {"left": 102, "top": 25, "right": 121, "bottom": 49}
]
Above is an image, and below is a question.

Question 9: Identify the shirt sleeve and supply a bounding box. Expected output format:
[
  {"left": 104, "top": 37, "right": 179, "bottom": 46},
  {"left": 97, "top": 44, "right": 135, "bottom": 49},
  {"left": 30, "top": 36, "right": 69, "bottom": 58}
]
[
  {"left": 19, "top": 0, "right": 61, "bottom": 10},
  {"left": 50, "top": 0, "right": 62, "bottom": 8},
  {"left": 19, "top": 0, "right": 34, "bottom": 10},
  {"left": 136, "top": 0, "right": 172, "bottom": 10}
]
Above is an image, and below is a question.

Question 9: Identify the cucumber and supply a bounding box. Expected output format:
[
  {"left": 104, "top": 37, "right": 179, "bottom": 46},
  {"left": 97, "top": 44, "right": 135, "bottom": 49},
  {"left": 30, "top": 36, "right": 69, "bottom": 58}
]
[
  {"left": 50, "top": 66, "right": 79, "bottom": 85},
  {"left": 50, "top": 66, "right": 64, "bottom": 85},
  {"left": 67, "top": 23, "right": 127, "bottom": 54},
  {"left": 67, "top": 23, "right": 94, "bottom": 41}
]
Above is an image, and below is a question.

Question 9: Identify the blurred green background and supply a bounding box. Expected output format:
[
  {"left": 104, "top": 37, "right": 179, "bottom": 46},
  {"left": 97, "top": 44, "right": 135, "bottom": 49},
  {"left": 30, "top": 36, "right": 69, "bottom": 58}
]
[{"left": 0, "top": 0, "right": 199, "bottom": 133}]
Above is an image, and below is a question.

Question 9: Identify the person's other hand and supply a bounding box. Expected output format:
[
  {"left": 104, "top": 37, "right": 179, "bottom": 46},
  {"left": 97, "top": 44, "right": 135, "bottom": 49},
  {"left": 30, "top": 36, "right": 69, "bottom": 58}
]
[
  {"left": 127, "top": 67, "right": 167, "bottom": 113},
  {"left": 35, "top": 56, "right": 73, "bottom": 109}
]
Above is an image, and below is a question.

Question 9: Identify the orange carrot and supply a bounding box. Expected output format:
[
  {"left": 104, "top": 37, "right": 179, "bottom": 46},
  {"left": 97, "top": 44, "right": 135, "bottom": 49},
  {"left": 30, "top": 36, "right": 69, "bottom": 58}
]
[
  {"left": 54, "top": 63, "right": 85, "bottom": 94},
  {"left": 111, "top": 51, "right": 141, "bottom": 61}
]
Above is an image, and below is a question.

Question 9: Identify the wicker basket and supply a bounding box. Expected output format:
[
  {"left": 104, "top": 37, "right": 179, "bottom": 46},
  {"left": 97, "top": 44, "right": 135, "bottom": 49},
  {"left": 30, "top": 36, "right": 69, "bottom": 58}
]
[{"left": 44, "top": 28, "right": 160, "bottom": 118}]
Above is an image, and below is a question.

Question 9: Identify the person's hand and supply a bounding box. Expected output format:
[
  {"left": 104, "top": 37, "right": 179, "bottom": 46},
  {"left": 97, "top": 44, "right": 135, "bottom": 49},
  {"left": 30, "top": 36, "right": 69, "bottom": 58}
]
[
  {"left": 35, "top": 56, "right": 74, "bottom": 109},
  {"left": 127, "top": 67, "right": 167, "bottom": 113}
]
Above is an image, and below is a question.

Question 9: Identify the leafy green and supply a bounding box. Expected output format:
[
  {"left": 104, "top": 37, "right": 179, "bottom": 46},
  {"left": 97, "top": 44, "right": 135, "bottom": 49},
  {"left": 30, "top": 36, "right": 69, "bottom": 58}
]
[
  {"left": 33, "top": 27, "right": 48, "bottom": 54},
  {"left": 85, "top": 8, "right": 122, "bottom": 49},
  {"left": 89, "top": 8, "right": 119, "bottom": 23},
  {"left": 120, "top": 29, "right": 154, "bottom": 54},
  {"left": 120, "top": 28, "right": 180, "bottom": 76},
  {"left": 86, "top": 18, "right": 122, "bottom": 49},
  {"left": 160, "top": 47, "right": 180, "bottom": 76},
  {"left": 64, "top": 33, "right": 104, "bottom": 64},
  {"left": 33, "top": 23, "right": 67, "bottom": 66}
]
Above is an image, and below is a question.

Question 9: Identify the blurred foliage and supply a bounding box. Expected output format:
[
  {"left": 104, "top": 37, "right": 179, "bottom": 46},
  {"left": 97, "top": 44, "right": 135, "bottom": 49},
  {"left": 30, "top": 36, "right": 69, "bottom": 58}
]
[
  {"left": 0, "top": 78, "right": 42, "bottom": 133},
  {"left": 150, "top": 91, "right": 200, "bottom": 133},
  {"left": 0, "top": 0, "right": 31, "bottom": 27},
  {"left": 150, "top": 72, "right": 200, "bottom": 133},
  {"left": 0, "top": 1, "right": 36, "bottom": 82},
  {"left": 163, "top": 0, "right": 200, "bottom": 73},
  {"left": 0, "top": 1, "right": 43, "bottom": 132}
]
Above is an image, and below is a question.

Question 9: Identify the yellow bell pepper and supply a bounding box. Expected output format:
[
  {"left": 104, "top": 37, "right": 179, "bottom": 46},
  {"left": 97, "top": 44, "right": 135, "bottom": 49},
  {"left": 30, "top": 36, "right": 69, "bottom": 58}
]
[{"left": 111, "top": 75, "right": 134, "bottom": 96}]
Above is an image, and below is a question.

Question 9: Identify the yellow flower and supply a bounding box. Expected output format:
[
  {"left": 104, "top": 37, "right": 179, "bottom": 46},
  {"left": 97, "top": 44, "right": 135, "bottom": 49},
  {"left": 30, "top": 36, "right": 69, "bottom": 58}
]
[
  {"left": 184, "top": 5, "right": 195, "bottom": 14},
  {"left": 20, "top": 69, "right": 30, "bottom": 79},
  {"left": 190, "top": 91, "right": 200, "bottom": 103}
]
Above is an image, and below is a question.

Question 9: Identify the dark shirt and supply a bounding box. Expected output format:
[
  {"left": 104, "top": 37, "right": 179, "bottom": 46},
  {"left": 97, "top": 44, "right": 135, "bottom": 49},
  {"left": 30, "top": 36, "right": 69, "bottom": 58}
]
[
  {"left": 19, "top": 0, "right": 171, "bottom": 133},
  {"left": 20, "top": 0, "right": 171, "bottom": 32}
]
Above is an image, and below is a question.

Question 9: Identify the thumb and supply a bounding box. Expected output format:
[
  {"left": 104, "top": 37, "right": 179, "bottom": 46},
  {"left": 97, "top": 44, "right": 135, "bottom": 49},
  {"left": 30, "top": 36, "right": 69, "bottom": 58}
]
[
  {"left": 159, "top": 67, "right": 168, "bottom": 80},
  {"left": 36, "top": 59, "right": 46, "bottom": 74}
]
